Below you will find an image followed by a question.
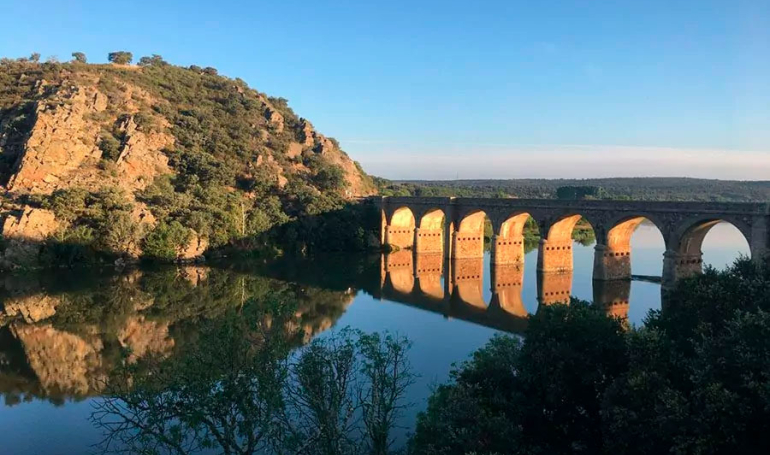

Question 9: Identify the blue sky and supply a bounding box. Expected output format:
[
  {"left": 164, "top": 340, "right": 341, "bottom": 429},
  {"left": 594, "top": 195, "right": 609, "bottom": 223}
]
[{"left": 2, "top": 0, "right": 769, "bottom": 179}]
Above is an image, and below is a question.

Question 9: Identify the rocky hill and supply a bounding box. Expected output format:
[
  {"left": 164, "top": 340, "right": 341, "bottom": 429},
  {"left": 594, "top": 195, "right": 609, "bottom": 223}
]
[{"left": 0, "top": 55, "right": 376, "bottom": 268}]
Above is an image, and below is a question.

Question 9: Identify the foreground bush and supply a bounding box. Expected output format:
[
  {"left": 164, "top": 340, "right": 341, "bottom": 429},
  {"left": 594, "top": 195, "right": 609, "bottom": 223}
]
[{"left": 410, "top": 258, "right": 770, "bottom": 455}]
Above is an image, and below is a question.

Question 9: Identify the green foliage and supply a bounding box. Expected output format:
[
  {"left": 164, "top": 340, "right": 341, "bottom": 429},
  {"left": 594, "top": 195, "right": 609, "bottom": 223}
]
[
  {"left": 36, "top": 187, "right": 140, "bottom": 262},
  {"left": 411, "top": 258, "right": 770, "bottom": 454},
  {"left": 141, "top": 221, "right": 190, "bottom": 261},
  {"left": 305, "top": 154, "right": 348, "bottom": 192},
  {"left": 138, "top": 54, "right": 168, "bottom": 67},
  {"left": 99, "top": 211, "right": 143, "bottom": 255},
  {"left": 29, "top": 53, "right": 40, "bottom": 63},
  {"left": 556, "top": 185, "right": 608, "bottom": 200},
  {"left": 107, "top": 51, "right": 133, "bottom": 65},
  {"left": 71, "top": 52, "right": 87, "bottom": 63},
  {"left": 97, "top": 130, "right": 122, "bottom": 161},
  {"left": 377, "top": 177, "right": 770, "bottom": 202}
]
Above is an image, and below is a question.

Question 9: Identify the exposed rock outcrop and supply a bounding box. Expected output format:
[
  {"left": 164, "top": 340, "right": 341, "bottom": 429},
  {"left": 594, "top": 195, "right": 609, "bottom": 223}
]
[
  {"left": 7, "top": 85, "right": 107, "bottom": 193},
  {"left": 179, "top": 232, "right": 208, "bottom": 262},
  {"left": 114, "top": 115, "right": 174, "bottom": 192},
  {"left": 0, "top": 208, "right": 58, "bottom": 268}
]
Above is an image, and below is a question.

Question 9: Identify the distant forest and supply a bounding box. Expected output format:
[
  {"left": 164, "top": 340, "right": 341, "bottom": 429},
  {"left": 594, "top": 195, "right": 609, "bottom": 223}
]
[{"left": 375, "top": 177, "right": 770, "bottom": 202}]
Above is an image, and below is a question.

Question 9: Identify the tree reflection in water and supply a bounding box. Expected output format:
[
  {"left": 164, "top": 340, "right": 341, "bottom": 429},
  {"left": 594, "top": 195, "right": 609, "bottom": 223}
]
[{"left": 90, "top": 297, "right": 414, "bottom": 455}]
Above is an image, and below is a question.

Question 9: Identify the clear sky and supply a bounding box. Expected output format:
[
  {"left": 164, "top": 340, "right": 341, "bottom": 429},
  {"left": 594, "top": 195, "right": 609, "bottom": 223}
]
[{"left": 2, "top": 0, "right": 769, "bottom": 179}]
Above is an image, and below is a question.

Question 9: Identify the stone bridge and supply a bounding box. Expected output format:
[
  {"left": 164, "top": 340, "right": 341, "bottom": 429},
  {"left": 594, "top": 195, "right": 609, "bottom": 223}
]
[{"left": 379, "top": 196, "right": 770, "bottom": 286}]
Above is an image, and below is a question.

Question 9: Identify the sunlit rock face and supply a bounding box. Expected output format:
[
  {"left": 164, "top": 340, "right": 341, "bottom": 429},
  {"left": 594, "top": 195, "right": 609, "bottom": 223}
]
[{"left": 0, "top": 208, "right": 58, "bottom": 268}]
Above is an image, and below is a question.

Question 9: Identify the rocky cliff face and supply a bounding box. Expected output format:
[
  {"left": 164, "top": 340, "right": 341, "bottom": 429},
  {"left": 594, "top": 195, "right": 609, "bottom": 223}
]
[{"left": 0, "top": 59, "right": 377, "bottom": 268}]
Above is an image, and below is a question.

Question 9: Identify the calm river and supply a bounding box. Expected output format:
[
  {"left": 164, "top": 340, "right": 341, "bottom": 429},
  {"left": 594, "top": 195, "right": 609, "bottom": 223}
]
[{"left": 0, "top": 222, "right": 749, "bottom": 454}]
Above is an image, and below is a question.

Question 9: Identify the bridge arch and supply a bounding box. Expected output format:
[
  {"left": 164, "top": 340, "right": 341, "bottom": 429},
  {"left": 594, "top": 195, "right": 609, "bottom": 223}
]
[
  {"left": 593, "top": 215, "right": 666, "bottom": 281},
  {"left": 414, "top": 208, "right": 445, "bottom": 254},
  {"left": 492, "top": 212, "right": 537, "bottom": 264},
  {"left": 388, "top": 206, "right": 416, "bottom": 227},
  {"left": 418, "top": 208, "right": 445, "bottom": 230},
  {"left": 457, "top": 210, "right": 487, "bottom": 233},
  {"left": 452, "top": 210, "right": 489, "bottom": 259},
  {"left": 669, "top": 215, "right": 752, "bottom": 257},
  {"left": 384, "top": 207, "right": 416, "bottom": 250},
  {"left": 663, "top": 217, "right": 752, "bottom": 286},
  {"left": 601, "top": 214, "right": 667, "bottom": 249},
  {"left": 537, "top": 213, "right": 596, "bottom": 273}
]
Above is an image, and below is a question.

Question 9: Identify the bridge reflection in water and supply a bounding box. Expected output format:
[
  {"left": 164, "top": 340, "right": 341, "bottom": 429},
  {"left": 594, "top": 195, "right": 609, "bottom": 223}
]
[{"left": 379, "top": 251, "right": 634, "bottom": 335}]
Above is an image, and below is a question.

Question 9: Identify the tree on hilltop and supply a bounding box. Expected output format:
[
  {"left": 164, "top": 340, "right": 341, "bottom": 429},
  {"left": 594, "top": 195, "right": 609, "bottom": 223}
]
[
  {"left": 29, "top": 53, "right": 40, "bottom": 63},
  {"left": 138, "top": 54, "right": 168, "bottom": 67},
  {"left": 108, "top": 51, "right": 133, "bottom": 65},
  {"left": 71, "top": 52, "right": 87, "bottom": 63}
]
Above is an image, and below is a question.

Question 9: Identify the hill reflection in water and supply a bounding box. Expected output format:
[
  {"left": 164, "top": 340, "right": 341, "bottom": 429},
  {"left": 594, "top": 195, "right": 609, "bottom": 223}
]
[
  {"left": 0, "top": 265, "right": 358, "bottom": 406},
  {"left": 0, "top": 249, "right": 659, "bottom": 407}
]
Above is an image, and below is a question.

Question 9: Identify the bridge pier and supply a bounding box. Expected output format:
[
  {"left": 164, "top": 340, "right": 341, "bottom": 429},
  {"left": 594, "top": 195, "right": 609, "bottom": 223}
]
[
  {"left": 592, "top": 244, "right": 632, "bottom": 280},
  {"left": 415, "top": 227, "right": 443, "bottom": 254},
  {"left": 492, "top": 234, "right": 525, "bottom": 265},
  {"left": 452, "top": 231, "right": 484, "bottom": 259},
  {"left": 662, "top": 250, "right": 703, "bottom": 289},
  {"left": 537, "top": 270, "right": 573, "bottom": 305},
  {"left": 414, "top": 253, "right": 445, "bottom": 301},
  {"left": 382, "top": 250, "right": 415, "bottom": 294},
  {"left": 537, "top": 238, "right": 573, "bottom": 273},
  {"left": 384, "top": 225, "right": 414, "bottom": 250}
]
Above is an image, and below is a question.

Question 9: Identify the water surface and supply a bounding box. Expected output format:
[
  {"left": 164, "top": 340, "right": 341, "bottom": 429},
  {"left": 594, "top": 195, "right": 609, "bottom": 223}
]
[{"left": 0, "top": 221, "right": 749, "bottom": 454}]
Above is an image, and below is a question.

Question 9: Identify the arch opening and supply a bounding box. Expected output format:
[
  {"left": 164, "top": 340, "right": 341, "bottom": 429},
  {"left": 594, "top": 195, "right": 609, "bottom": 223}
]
[
  {"left": 416, "top": 208, "right": 445, "bottom": 254},
  {"left": 453, "top": 210, "right": 489, "bottom": 259},
  {"left": 383, "top": 250, "right": 415, "bottom": 295},
  {"left": 495, "top": 213, "right": 539, "bottom": 264},
  {"left": 419, "top": 208, "right": 445, "bottom": 230},
  {"left": 390, "top": 207, "right": 416, "bottom": 228},
  {"left": 596, "top": 216, "right": 664, "bottom": 281},
  {"left": 538, "top": 214, "right": 595, "bottom": 273},
  {"left": 680, "top": 220, "right": 751, "bottom": 270},
  {"left": 663, "top": 218, "right": 751, "bottom": 287},
  {"left": 385, "top": 207, "right": 416, "bottom": 250}
]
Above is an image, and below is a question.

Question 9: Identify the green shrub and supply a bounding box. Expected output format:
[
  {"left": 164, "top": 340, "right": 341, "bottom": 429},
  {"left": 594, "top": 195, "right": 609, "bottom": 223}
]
[
  {"left": 142, "top": 221, "right": 191, "bottom": 261},
  {"left": 98, "top": 133, "right": 122, "bottom": 161}
]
